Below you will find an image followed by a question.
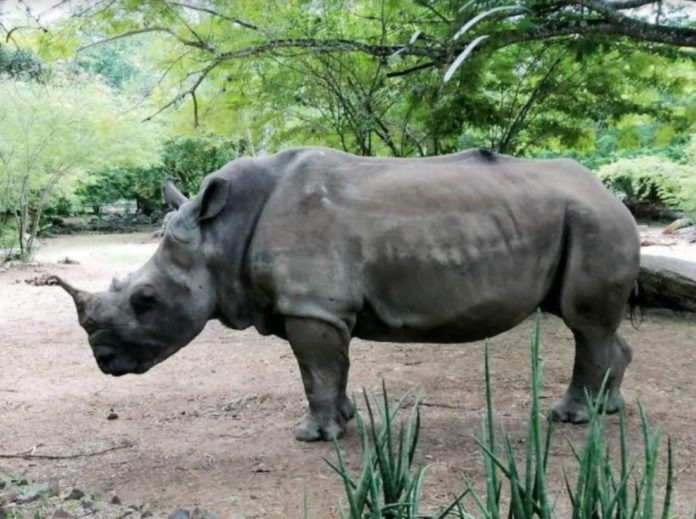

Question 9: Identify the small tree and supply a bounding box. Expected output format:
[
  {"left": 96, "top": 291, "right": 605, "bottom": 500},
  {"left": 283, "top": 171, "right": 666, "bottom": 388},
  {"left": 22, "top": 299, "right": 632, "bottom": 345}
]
[{"left": 0, "top": 77, "right": 161, "bottom": 260}]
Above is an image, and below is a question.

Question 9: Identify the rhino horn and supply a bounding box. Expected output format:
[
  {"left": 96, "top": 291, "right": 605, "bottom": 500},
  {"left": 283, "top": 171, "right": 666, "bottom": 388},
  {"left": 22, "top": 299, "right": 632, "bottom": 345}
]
[
  {"left": 163, "top": 178, "right": 188, "bottom": 209},
  {"left": 48, "top": 275, "right": 95, "bottom": 319}
]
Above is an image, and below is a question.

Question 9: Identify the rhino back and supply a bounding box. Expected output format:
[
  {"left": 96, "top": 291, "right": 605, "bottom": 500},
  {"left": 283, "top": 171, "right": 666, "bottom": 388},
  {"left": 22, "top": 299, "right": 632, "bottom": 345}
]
[{"left": 247, "top": 148, "right": 636, "bottom": 342}]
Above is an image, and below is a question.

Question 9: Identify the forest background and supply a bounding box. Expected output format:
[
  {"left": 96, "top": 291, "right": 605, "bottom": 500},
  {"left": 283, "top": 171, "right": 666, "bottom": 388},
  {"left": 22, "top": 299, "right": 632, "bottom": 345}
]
[{"left": 0, "top": 0, "right": 694, "bottom": 260}]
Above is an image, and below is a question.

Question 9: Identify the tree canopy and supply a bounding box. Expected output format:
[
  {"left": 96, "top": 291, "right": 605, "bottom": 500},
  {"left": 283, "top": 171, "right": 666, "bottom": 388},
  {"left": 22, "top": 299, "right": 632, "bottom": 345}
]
[
  {"left": 0, "top": 73, "right": 162, "bottom": 257},
  {"left": 0, "top": 0, "right": 694, "bottom": 259},
  {"left": 22, "top": 0, "right": 685, "bottom": 156}
]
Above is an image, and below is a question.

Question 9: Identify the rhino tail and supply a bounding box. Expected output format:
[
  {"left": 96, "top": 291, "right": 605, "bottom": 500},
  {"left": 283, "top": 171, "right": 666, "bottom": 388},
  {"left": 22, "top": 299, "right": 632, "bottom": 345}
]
[{"left": 628, "top": 281, "right": 643, "bottom": 330}]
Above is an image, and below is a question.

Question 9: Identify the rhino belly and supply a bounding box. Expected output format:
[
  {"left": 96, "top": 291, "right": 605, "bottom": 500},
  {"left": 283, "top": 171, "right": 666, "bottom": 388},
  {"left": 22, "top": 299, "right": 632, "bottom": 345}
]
[{"left": 353, "top": 247, "right": 560, "bottom": 343}]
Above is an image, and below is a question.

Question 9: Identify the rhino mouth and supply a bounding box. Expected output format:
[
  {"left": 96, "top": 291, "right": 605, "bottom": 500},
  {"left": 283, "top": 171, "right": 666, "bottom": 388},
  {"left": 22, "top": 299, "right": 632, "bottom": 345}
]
[
  {"left": 88, "top": 331, "right": 160, "bottom": 376},
  {"left": 93, "top": 347, "right": 150, "bottom": 376}
]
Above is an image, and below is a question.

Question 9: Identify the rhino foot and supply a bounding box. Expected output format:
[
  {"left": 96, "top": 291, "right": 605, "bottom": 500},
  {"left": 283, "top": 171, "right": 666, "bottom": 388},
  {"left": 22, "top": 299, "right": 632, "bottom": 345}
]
[
  {"left": 550, "top": 398, "right": 589, "bottom": 424},
  {"left": 295, "top": 413, "right": 346, "bottom": 442},
  {"left": 339, "top": 397, "right": 355, "bottom": 421},
  {"left": 551, "top": 387, "right": 624, "bottom": 423},
  {"left": 296, "top": 397, "right": 355, "bottom": 442}
]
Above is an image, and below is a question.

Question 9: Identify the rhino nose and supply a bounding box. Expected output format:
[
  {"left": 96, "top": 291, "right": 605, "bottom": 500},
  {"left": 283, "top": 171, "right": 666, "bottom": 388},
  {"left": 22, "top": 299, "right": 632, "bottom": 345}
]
[
  {"left": 95, "top": 351, "right": 117, "bottom": 371},
  {"left": 93, "top": 348, "right": 137, "bottom": 376}
]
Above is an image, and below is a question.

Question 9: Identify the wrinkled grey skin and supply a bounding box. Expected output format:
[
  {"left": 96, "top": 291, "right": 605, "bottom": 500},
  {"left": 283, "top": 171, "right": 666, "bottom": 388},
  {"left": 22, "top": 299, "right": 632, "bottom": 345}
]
[{"left": 52, "top": 147, "right": 640, "bottom": 441}]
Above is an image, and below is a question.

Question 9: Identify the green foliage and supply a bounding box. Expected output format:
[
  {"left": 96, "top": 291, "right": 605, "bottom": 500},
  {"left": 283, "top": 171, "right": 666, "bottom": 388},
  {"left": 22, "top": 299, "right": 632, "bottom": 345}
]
[
  {"left": 471, "top": 315, "right": 552, "bottom": 518},
  {"left": 596, "top": 155, "right": 696, "bottom": 215},
  {"left": 326, "top": 383, "right": 429, "bottom": 518},
  {"left": 0, "top": 76, "right": 162, "bottom": 259},
  {"left": 158, "top": 136, "right": 238, "bottom": 197},
  {"left": 95, "top": 136, "right": 239, "bottom": 215},
  {"left": 75, "top": 40, "right": 141, "bottom": 88},
  {"left": 42, "top": 0, "right": 693, "bottom": 159},
  {"left": 2, "top": 0, "right": 695, "bottom": 243},
  {"left": 74, "top": 168, "right": 137, "bottom": 214},
  {"left": 330, "top": 316, "right": 677, "bottom": 517},
  {"left": 72, "top": 136, "right": 237, "bottom": 217},
  {"left": 0, "top": 46, "right": 46, "bottom": 80}
]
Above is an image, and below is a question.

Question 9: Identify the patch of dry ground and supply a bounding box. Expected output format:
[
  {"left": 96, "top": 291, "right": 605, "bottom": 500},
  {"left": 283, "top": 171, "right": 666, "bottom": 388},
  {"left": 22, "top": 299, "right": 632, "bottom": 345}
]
[{"left": 1, "top": 233, "right": 695, "bottom": 517}]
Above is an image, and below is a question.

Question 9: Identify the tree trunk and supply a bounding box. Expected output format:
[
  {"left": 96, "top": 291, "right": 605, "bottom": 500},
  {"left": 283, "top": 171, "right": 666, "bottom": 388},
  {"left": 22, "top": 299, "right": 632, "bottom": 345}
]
[{"left": 638, "top": 254, "right": 696, "bottom": 313}]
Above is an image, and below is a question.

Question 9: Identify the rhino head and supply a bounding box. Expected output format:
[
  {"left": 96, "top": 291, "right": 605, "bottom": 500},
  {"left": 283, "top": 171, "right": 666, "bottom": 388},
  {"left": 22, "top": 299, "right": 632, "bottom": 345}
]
[{"left": 51, "top": 177, "right": 231, "bottom": 376}]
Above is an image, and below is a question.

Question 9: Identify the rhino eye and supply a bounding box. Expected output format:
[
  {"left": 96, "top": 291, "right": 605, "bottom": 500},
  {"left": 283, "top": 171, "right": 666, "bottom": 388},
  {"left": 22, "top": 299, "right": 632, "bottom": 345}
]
[{"left": 130, "top": 287, "right": 159, "bottom": 315}]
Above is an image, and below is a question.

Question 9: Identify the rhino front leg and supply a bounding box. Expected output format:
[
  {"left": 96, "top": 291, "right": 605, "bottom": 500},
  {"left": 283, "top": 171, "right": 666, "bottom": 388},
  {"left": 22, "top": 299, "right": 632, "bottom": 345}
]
[{"left": 285, "top": 317, "right": 354, "bottom": 442}]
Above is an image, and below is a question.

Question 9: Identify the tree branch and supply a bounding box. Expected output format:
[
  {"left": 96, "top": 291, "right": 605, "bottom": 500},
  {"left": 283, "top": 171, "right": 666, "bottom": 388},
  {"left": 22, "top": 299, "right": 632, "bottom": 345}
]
[
  {"left": 77, "top": 26, "right": 214, "bottom": 53},
  {"left": 609, "top": 0, "right": 660, "bottom": 9},
  {"left": 386, "top": 61, "right": 437, "bottom": 78},
  {"left": 561, "top": 0, "right": 696, "bottom": 47},
  {"left": 142, "top": 61, "right": 218, "bottom": 123},
  {"left": 166, "top": 1, "right": 260, "bottom": 31},
  {"left": 118, "top": 0, "right": 695, "bottom": 123}
]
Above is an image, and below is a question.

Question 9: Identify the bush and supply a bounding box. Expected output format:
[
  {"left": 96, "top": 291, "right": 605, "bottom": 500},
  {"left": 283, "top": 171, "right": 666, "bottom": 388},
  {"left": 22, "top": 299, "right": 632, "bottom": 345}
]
[
  {"left": 329, "top": 315, "right": 679, "bottom": 518},
  {"left": 75, "top": 168, "right": 136, "bottom": 215},
  {"left": 159, "top": 137, "right": 237, "bottom": 196},
  {"left": 0, "top": 47, "right": 46, "bottom": 81},
  {"left": 74, "top": 137, "right": 240, "bottom": 216},
  {"left": 596, "top": 156, "right": 696, "bottom": 218}
]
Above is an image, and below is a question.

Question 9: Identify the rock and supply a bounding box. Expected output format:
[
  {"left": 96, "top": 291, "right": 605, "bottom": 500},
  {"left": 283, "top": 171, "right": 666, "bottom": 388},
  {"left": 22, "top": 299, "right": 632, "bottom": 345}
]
[
  {"left": 641, "top": 239, "right": 676, "bottom": 247},
  {"left": 48, "top": 479, "right": 60, "bottom": 498},
  {"left": 639, "top": 255, "right": 696, "bottom": 312},
  {"left": 662, "top": 218, "right": 694, "bottom": 235},
  {"left": 224, "top": 396, "right": 256, "bottom": 414},
  {"left": 0, "top": 490, "right": 18, "bottom": 504},
  {"left": 111, "top": 494, "right": 122, "bottom": 505},
  {"left": 14, "top": 489, "right": 42, "bottom": 504},
  {"left": 64, "top": 488, "right": 85, "bottom": 501},
  {"left": 191, "top": 507, "right": 218, "bottom": 519},
  {"left": 168, "top": 509, "right": 190, "bottom": 519},
  {"left": 15, "top": 482, "right": 58, "bottom": 504},
  {"left": 675, "top": 226, "right": 696, "bottom": 242}
]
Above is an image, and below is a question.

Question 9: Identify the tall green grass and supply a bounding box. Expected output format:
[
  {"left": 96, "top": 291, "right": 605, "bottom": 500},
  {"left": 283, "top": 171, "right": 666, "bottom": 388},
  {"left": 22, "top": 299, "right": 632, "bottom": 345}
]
[{"left": 328, "top": 315, "right": 677, "bottom": 518}]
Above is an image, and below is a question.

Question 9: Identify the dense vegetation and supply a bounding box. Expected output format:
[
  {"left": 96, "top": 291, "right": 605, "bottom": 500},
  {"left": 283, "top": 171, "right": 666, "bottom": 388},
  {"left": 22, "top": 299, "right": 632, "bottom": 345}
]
[{"left": 0, "top": 0, "right": 694, "bottom": 259}]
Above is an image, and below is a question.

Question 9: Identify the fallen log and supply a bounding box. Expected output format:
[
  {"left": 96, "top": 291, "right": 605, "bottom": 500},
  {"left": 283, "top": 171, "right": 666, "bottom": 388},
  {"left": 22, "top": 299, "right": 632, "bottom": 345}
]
[{"left": 638, "top": 254, "right": 696, "bottom": 312}]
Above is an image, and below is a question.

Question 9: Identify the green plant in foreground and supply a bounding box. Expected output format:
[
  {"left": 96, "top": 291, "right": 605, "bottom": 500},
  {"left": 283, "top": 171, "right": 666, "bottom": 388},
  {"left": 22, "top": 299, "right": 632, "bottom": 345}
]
[{"left": 329, "top": 314, "right": 677, "bottom": 518}]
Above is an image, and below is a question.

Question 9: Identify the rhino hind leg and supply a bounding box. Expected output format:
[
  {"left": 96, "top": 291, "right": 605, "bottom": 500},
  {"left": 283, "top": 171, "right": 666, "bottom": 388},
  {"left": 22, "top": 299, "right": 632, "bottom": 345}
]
[
  {"left": 548, "top": 210, "right": 638, "bottom": 423},
  {"left": 550, "top": 273, "right": 635, "bottom": 423},
  {"left": 551, "top": 330, "right": 632, "bottom": 423},
  {"left": 285, "top": 317, "right": 354, "bottom": 442}
]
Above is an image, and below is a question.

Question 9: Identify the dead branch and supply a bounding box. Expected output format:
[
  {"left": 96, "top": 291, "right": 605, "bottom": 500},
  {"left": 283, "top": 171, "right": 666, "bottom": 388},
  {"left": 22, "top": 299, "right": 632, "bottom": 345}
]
[{"left": 0, "top": 441, "right": 134, "bottom": 460}]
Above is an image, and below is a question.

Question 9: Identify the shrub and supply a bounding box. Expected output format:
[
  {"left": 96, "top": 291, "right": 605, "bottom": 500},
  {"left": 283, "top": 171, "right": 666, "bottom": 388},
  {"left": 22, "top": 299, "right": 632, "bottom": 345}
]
[
  {"left": 596, "top": 156, "right": 696, "bottom": 217},
  {"left": 75, "top": 168, "right": 134, "bottom": 215},
  {"left": 329, "top": 315, "right": 678, "bottom": 518},
  {"left": 75, "top": 137, "right": 240, "bottom": 216}
]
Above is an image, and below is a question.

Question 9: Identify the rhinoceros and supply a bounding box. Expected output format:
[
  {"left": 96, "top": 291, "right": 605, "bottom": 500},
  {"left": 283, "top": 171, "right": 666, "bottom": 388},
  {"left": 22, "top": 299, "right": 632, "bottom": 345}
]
[{"left": 51, "top": 147, "right": 640, "bottom": 441}]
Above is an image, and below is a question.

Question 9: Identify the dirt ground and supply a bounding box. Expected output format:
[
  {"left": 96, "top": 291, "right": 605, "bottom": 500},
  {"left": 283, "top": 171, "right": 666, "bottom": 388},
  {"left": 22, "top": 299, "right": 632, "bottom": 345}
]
[{"left": 1, "top": 233, "right": 695, "bottom": 518}]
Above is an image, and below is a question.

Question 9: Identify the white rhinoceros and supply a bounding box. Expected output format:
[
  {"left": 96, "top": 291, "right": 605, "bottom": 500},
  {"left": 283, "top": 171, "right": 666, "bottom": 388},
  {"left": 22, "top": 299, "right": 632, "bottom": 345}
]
[{"left": 52, "top": 147, "right": 640, "bottom": 441}]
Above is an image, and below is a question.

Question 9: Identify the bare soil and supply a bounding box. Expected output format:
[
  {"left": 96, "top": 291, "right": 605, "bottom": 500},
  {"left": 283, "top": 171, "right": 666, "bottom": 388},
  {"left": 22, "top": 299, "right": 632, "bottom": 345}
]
[{"left": 1, "top": 233, "right": 695, "bottom": 518}]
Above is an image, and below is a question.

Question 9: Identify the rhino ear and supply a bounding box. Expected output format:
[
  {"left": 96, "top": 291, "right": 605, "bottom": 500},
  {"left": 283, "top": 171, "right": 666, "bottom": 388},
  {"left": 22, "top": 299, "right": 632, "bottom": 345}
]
[
  {"left": 197, "top": 177, "right": 229, "bottom": 221},
  {"left": 163, "top": 178, "right": 188, "bottom": 209}
]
